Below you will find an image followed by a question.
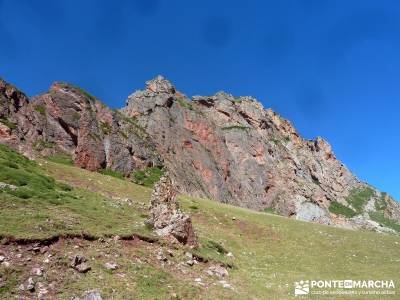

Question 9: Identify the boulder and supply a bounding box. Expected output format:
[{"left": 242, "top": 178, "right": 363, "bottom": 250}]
[{"left": 147, "top": 173, "right": 198, "bottom": 247}]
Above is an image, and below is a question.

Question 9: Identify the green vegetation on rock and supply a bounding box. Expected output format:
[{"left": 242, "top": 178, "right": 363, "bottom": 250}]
[
  {"left": 34, "top": 104, "right": 46, "bottom": 116},
  {"left": 100, "top": 121, "right": 112, "bottom": 135},
  {"left": 176, "top": 97, "right": 193, "bottom": 110},
  {"left": 346, "top": 187, "right": 374, "bottom": 213},
  {"left": 375, "top": 192, "right": 388, "bottom": 210},
  {"left": 32, "top": 139, "right": 55, "bottom": 151},
  {"left": 329, "top": 201, "right": 357, "bottom": 218},
  {"left": 369, "top": 211, "right": 400, "bottom": 233},
  {"left": 132, "top": 167, "right": 164, "bottom": 187},
  {"left": 0, "top": 117, "right": 17, "bottom": 130}
]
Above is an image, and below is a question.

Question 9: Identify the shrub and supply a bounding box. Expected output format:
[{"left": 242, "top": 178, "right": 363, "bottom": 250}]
[
  {"left": 100, "top": 121, "right": 112, "bottom": 135},
  {"left": 346, "top": 187, "right": 374, "bottom": 212},
  {"left": 132, "top": 167, "right": 164, "bottom": 187},
  {"left": 329, "top": 201, "right": 357, "bottom": 218},
  {"left": 176, "top": 97, "right": 193, "bottom": 110},
  {"left": 34, "top": 105, "right": 46, "bottom": 116}
]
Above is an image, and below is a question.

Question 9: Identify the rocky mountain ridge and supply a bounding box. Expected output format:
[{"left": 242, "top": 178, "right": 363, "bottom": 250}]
[{"left": 1, "top": 76, "right": 399, "bottom": 233}]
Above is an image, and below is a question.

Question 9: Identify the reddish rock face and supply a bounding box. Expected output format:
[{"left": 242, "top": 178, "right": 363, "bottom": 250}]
[
  {"left": 0, "top": 79, "right": 162, "bottom": 174},
  {"left": 1, "top": 76, "right": 399, "bottom": 231}
]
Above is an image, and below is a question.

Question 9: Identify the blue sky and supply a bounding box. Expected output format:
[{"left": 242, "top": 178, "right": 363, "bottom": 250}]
[{"left": 1, "top": 0, "right": 399, "bottom": 199}]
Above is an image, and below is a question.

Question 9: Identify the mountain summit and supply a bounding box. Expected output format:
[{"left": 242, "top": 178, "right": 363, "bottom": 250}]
[{"left": 1, "top": 76, "right": 399, "bottom": 233}]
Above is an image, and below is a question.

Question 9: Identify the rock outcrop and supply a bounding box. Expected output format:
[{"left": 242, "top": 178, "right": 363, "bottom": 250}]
[
  {"left": 0, "top": 79, "right": 162, "bottom": 174},
  {"left": 1, "top": 75, "right": 399, "bottom": 233},
  {"left": 147, "top": 172, "right": 198, "bottom": 247}
]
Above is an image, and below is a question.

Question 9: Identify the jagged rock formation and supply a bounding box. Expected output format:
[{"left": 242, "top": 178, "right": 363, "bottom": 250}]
[
  {"left": 1, "top": 76, "right": 399, "bottom": 232},
  {"left": 0, "top": 79, "right": 162, "bottom": 174},
  {"left": 147, "top": 172, "right": 197, "bottom": 246}
]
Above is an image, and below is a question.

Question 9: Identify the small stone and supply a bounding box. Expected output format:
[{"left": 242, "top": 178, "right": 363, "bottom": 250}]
[
  {"left": 37, "top": 282, "right": 48, "bottom": 299},
  {"left": 186, "top": 260, "right": 194, "bottom": 266},
  {"left": 71, "top": 254, "right": 87, "bottom": 267},
  {"left": 194, "top": 278, "right": 202, "bottom": 283},
  {"left": 40, "top": 246, "right": 49, "bottom": 254},
  {"left": 232, "top": 217, "right": 236, "bottom": 220},
  {"left": 43, "top": 258, "right": 50, "bottom": 264},
  {"left": 18, "top": 283, "right": 25, "bottom": 291},
  {"left": 219, "top": 280, "right": 233, "bottom": 289},
  {"left": 156, "top": 250, "right": 167, "bottom": 262},
  {"left": 185, "top": 252, "right": 193, "bottom": 259},
  {"left": 226, "top": 252, "right": 234, "bottom": 258},
  {"left": 207, "top": 265, "right": 229, "bottom": 278},
  {"left": 27, "top": 277, "right": 35, "bottom": 292},
  {"left": 83, "top": 290, "right": 102, "bottom": 300},
  {"left": 0, "top": 255, "right": 4, "bottom": 262},
  {"left": 16, "top": 253, "right": 23, "bottom": 258},
  {"left": 30, "top": 267, "right": 43, "bottom": 276},
  {"left": 104, "top": 262, "right": 118, "bottom": 270},
  {"left": 1, "top": 261, "right": 10, "bottom": 268},
  {"left": 75, "top": 263, "right": 91, "bottom": 273}
]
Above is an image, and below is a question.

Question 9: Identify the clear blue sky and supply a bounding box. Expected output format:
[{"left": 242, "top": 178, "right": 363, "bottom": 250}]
[{"left": 1, "top": 0, "right": 399, "bottom": 200}]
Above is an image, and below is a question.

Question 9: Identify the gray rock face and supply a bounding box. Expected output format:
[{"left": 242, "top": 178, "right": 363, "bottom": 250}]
[{"left": 124, "top": 76, "right": 400, "bottom": 230}]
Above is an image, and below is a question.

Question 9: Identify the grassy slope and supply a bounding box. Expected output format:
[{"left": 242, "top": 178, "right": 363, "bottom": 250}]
[{"left": 0, "top": 146, "right": 399, "bottom": 299}]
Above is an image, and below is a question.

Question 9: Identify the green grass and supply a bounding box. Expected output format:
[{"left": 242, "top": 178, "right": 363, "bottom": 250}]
[
  {"left": 132, "top": 167, "right": 164, "bottom": 187},
  {"left": 328, "top": 201, "right": 357, "bottom": 218},
  {"left": 263, "top": 207, "right": 276, "bottom": 214},
  {"left": 369, "top": 211, "right": 400, "bottom": 233},
  {"left": 100, "top": 168, "right": 124, "bottom": 179},
  {"left": 46, "top": 153, "right": 74, "bottom": 165},
  {"left": 0, "top": 145, "right": 399, "bottom": 299},
  {"left": 0, "top": 117, "right": 17, "bottom": 130},
  {"left": 346, "top": 187, "right": 374, "bottom": 213},
  {"left": 0, "top": 145, "right": 152, "bottom": 239},
  {"left": 179, "top": 196, "right": 400, "bottom": 299}
]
